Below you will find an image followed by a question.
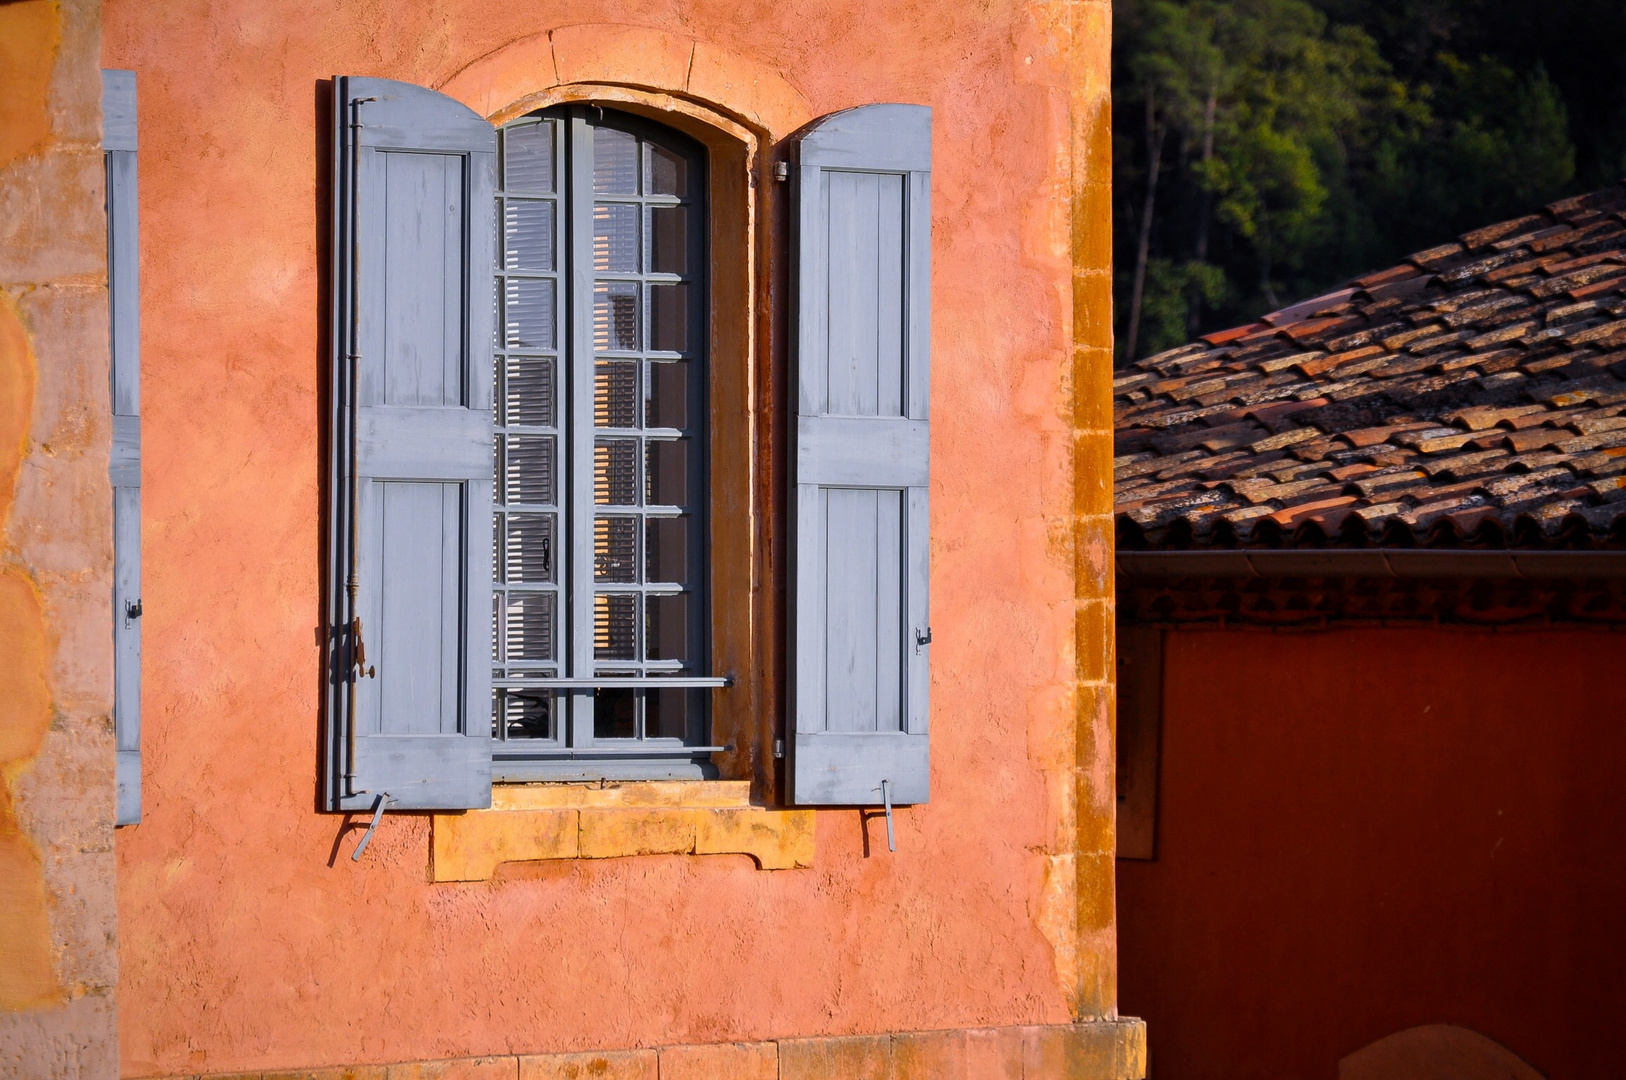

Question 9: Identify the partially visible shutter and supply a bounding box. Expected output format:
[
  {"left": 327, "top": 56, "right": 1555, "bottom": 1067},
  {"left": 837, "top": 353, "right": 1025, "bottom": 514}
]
[
  {"left": 104, "top": 69, "right": 142, "bottom": 826},
  {"left": 327, "top": 77, "right": 496, "bottom": 811},
  {"left": 789, "top": 105, "right": 932, "bottom": 806}
]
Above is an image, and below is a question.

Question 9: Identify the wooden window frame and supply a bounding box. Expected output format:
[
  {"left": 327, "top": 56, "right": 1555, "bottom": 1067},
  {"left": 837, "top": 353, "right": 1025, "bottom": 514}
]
[{"left": 484, "top": 87, "right": 781, "bottom": 797}]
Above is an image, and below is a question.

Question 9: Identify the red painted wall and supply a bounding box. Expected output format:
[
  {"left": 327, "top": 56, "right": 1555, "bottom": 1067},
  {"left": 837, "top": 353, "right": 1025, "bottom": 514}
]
[{"left": 1118, "top": 626, "right": 1626, "bottom": 1079}]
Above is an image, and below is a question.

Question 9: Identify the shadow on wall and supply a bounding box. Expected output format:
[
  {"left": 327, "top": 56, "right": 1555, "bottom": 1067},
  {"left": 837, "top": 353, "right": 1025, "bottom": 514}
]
[{"left": 1340, "top": 1026, "right": 1543, "bottom": 1080}]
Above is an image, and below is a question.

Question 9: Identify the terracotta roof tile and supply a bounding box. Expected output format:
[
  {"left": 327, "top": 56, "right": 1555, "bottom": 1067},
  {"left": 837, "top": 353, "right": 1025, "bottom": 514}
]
[{"left": 1114, "top": 183, "right": 1626, "bottom": 549}]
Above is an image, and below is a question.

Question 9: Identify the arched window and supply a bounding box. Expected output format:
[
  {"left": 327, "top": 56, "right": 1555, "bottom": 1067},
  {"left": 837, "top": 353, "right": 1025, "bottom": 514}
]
[
  {"left": 492, "top": 106, "right": 712, "bottom": 777},
  {"left": 326, "top": 77, "right": 931, "bottom": 812}
]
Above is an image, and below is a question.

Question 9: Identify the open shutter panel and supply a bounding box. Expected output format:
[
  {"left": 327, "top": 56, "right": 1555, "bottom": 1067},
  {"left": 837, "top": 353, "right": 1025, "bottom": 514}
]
[
  {"left": 327, "top": 77, "right": 495, "bottom": 811},
  {"left": 104, "top": 69, "right": 142, "bottom": 826},
  {"left": 789, "top": 105, "right": 932, "bottom": 806}
]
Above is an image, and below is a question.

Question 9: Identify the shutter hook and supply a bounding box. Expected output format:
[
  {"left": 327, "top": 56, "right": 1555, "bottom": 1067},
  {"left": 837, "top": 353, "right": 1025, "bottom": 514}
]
[
  {"left": 881, "top": 779, "right": 896, "bottom": 852},
  {"left": 351, "top": 793, "right": 388, "bottom": 861}
]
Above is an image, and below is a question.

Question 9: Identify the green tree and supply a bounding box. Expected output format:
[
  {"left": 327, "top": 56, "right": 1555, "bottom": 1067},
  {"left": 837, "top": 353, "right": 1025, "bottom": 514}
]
[{"left": 1114, "top": 0, "right": 1587, "bottom": 364}]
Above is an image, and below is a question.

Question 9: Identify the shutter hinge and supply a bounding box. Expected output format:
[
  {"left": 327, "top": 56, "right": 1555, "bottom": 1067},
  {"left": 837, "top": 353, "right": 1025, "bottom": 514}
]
[
  {"left": 351, "top": 792, "right": 388, "bottom": 861},
  {"left": 914, "top": 626, "right": 932, "bottom": 653},
  {"left": 125, "top": 599, "right": 142, "bottom": 620},
  {"left": 352, "top": 617, "right": 376, "bottom": 679},
  {"left": 773, "top": 738, "right": 785, "bottom": 759},
  {"left": 774, "top": 160, "right": 789, "bottom": 182}
]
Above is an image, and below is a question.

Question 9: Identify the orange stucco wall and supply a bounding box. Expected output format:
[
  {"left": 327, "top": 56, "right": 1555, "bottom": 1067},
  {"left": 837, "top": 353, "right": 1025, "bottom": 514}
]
[
  {"left": 1119, "top": 626, "right": 1626, "bottom": 1079},
  {"left": 102, "top": 2, "right": 1118, "bottom": 1075}
]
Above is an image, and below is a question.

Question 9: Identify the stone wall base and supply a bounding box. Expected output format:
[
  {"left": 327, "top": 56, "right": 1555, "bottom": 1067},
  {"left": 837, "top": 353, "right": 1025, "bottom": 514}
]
[{"left": 133, "top": 1019, "right": 1146, "bottom": 1080}]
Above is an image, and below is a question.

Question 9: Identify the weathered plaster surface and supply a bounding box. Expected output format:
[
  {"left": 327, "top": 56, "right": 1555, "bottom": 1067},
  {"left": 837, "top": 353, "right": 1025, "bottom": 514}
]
[
  {"left": 0, "top": 0, "right": 119, "bottom": 1076},
  {"left": 100, "top": 0, "right": 1121, "bottom": 1074}
]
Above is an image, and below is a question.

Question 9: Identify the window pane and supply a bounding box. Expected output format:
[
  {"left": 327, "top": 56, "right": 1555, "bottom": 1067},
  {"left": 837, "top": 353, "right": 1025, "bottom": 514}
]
[
  {"left": 593, "top": 128, "right": 638, "bottom": 194},
  {"left": 646, "top": 362, "right": 687, "bottom": 429},
  {"left": 594, "top": 439, "right": 637, "bottom": 504},
  {"left": 646, "top": 516, "right": 688, "bottom": 584},
  {"left": 504, "top": 354, "right": 555, "bottom": 427},
  {"left": 503, "top": 592, "right": 556, "bottom": 661},
  {"left": 594, "top": 362, "right": 638, "bottom": 429},
  {"left": 647, "top": 143, "right": 688, "bottom": 197},
  {"left": 594, "top": 593, "right": 637, "bottom": 659},
  {"left": 594, "top": 281, "right": 639, "bottom": 352},
  {"left": 647, "top": 206, "right": 687, "bottom": 274},
  {"left": 504, "top": 121, "right": 554, "bottom": 192},
  {"left": 594, "top": 517, "right": 637, "bottom": 582},
  {"left": 504, "top": 278, "right": 555, "bottom": 350},
  {"left": 593, "top": 685, "right": 636, "bottom": 738},
  {"left": 494, "top": 682, "right": 556, "bottom": 740},
  {"left": 503, "top": 200, "right": 554, "bottom": 271},
  {"left": 646, "top": 439, "right": 686, "bottom": 506},
  {"left": 593, "top": 203, "right": 639, "bottom": 272},
  {"left": 646, "top": 593, "right": 687, "bottom": 661},
  {"left": 503, "top": 435, "right": 555, "bottom": 505},
  {"left": 645, "top": 688, "right": 688, "bottom": 740},
  {"left": 648, "top": 283, "right": 687, "bottom": 352},
  {"left": 505, "top": 513, "right": 556, "bottom": 583}
]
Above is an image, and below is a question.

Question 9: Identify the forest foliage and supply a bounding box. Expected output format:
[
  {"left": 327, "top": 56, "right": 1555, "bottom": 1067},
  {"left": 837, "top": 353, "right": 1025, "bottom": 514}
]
[{"left": 1113, "top": 0, "right": 1626, "bottom": 362}]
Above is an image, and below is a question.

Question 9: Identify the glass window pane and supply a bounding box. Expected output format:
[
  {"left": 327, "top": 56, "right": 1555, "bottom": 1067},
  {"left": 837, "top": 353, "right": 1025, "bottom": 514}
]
[
  {"left": 503, "top": 435, "right": 555, "bottom": 505},
  {"left": 504, "top": 278, "right": 555, "bottom": 350},
  {"left": 505, "top": 355, "right": 555, "bottom": 427},
  {"left": 504, "top": 121, "right": 554, "bottom": 192},
  {"left": 593, "top": 685, "right": 636, "bottom": 738},
  {"left": 644, "top": 688, "right": 688, "bottom": 740},
  {"left": 646, "top": 516, "right": 688, "bottom": 584},
  {"left": 593, "top": 203, "right": 639, "bottom": 272},
  {"left": 646, "top": 361, "right": 687, "bottom": 429},
  {"left": 594, "top": 593, "right": 637, "bottom": 659},
  {"left": 647, "top": 143, "right": 688, "bottom": 197},
  {"left": 503, "top": 592, "right": 556, "bottom": 661},
  {"left": 647, "top": 206, "right": 687, "bottom": 275},
  {"left": 503, "top": 200, "right": 554, "bottom": 271},
  {"left": 646, "top": 439, "right": 687, "bottom": 506},
  {"left": 594, "top": 362, "right": 638, "bottom": 429},
  {"left": 594, "top": 517, "right": 637, "bottom": 582},
  {"left": 593, "top": 128, "right": 638, "bottom": 194},
  {"left": 648, "top": 283, "right": 687, "bottom": 352},
  {"left": 594, "top": 281, "right": 639, "bottom": 352},
  {"left": 646, "top": 593, "right": 687, "bottom": 661},
  {"left": 495, "top": 682, "right": 556, "bottom": 740},
  {"left": 505, "top": 513, "right": 556, "bottom": 583},
  {"left": 594, "top": 439, "right": 637, "bottom": 504}
]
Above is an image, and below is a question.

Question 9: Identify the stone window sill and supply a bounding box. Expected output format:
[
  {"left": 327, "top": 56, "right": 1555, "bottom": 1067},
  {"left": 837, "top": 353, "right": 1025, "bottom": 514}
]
[{"left": 431, "top": 781, "right": 814, "bottom": 881}]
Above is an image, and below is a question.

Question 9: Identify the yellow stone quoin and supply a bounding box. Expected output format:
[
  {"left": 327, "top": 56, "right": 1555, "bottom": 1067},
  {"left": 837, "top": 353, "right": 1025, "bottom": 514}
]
[{"left": 431, "top": 781, "right": 815, "bottom": 881}]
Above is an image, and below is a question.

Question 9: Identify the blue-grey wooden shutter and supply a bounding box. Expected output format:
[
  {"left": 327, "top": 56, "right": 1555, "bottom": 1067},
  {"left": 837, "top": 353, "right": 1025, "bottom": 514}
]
[
  {"left": 104, "top": 69, "right": 142, "bottom": 826},
  {"left": 789, "top": 105, "right": 932, "bottom": 806},
  {"left": 327, "top": 77, "right": 495, "bottom": 811}
]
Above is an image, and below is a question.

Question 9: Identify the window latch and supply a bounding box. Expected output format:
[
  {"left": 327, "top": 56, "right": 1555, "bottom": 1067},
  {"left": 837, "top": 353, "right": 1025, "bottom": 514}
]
[
  {"left": 880, "top": 779, "right": 896, "bottom": 852},
  {"left": 914, "top": 626, "right": 932, "bottom": 653},
  {"left": 351, "top": 617, "right": 376, "bottom": 679},
  {"left": 351, "top": 792, "right": 388, "bottom": 861}
]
